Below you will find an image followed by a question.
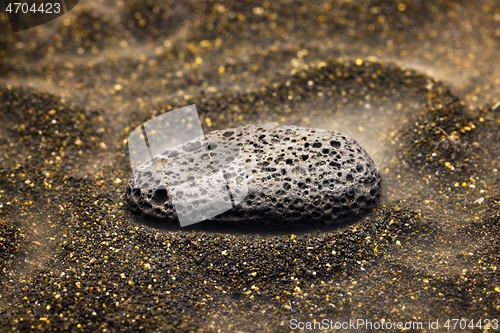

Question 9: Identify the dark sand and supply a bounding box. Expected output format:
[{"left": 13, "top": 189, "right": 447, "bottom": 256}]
[{"left": 0, "top": 1, "right": 499, "bottom": 332}]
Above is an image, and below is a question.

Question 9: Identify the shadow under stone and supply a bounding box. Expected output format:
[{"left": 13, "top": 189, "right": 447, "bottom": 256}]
[{"left": 129, "top": 207, "right": 376, "bottom": 236}]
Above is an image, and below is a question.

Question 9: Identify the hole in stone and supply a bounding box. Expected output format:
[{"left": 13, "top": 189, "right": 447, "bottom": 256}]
[
  {"left": 168, "top": 151, "right": 179, "bottom": 158},
  {"left": 132, "top": 188, "right": 141, "bottom": 200},
  {"left": 153, "top": 188, "right": 168, "bottom": 205},
  {"left": 330, "top": 140, "right": 341, "bottom": 148}
]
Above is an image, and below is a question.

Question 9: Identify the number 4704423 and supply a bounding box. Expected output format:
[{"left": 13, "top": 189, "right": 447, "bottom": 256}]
[
  {"left": 5, "top": 2, "right": 61, "bottom": 14},
  {"left": 443, "top": 319, "right": 498, "bottom": 330}
]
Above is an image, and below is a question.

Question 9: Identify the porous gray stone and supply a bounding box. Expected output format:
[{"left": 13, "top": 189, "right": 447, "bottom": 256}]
[{"left": 126, "top": 124, "right": 381, "bottom": 225}]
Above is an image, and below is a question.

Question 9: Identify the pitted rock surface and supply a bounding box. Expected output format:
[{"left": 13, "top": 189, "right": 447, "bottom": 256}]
[{"left": 126, "top": 124, "right": 381, "bottom": 225}]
